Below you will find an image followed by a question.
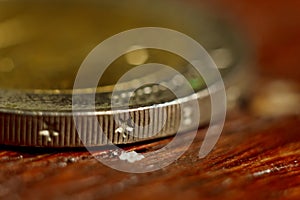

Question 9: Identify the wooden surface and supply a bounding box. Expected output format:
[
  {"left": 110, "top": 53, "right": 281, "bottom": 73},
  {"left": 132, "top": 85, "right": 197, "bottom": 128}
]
[
  {"left": 1, "top": 114, "right": 299, "bottom": 199},
  {"left": 1, "top": 0, "right": 300, "bottom": 199}
]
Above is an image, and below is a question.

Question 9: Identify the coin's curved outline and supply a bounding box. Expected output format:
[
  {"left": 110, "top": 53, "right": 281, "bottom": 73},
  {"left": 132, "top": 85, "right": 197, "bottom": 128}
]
[{"left": 0, "top": 0, "right": 251, "bottom": 150}]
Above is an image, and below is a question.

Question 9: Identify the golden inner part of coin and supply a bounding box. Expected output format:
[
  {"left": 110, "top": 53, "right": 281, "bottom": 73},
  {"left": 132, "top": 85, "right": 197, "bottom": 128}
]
[{"left": 0, "top": 0, "right": 204, "bottom": 91}]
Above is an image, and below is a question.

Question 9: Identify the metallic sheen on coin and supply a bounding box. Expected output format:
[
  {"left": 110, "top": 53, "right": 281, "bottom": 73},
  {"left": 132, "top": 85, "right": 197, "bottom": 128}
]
[{"left": 0, "top": 0, "right": 250, "bottom": 147}]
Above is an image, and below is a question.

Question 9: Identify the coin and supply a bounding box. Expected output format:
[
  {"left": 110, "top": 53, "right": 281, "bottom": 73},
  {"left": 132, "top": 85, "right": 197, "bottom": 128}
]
[{"left": 0, "top": 0, "right": 250, "bottom": 147}]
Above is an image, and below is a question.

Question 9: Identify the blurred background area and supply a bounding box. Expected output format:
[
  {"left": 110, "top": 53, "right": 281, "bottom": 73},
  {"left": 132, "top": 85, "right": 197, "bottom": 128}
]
[{"left": 202, "top": 0, "right": 300, "bottom": 82}]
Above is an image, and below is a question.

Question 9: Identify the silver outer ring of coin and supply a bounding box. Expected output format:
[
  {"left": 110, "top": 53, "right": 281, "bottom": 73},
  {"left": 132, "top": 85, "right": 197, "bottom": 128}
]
[{"left": 0, "top": 64, "right": 252, "bottom": 147}]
